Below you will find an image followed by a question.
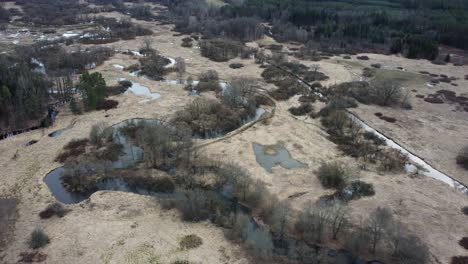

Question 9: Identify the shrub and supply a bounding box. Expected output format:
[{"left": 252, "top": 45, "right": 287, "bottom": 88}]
[
  {"left": 363, "top": 67, "right": 376, "bottom": 77},
  {"left": 268, "top": 82, "right": 303, "bottom": 100},
  {"left": 200, "top": 39, "right": 246, "bottom": 62},
  {"left": 452, "top": 256, "right": 468, "bottom": 264},
  {"left": 357, "top": 55, "right": 370, "bottom": 60},
  {"left": 229, "top": 63, "right": 244, "bottom": 69},
  {"left": 29, "top": 228, "right": 50, "bottom": 249},
  {"left": 177, "top": 190, "right": 211, "bottom": 222},
  {"left": 379, "top": 115, "right": 397, "bottom": 123},
  {"left": 172, "top": 97, "right": 249, "bottom": 138},
  {"left": 424, "top": 96, "right": 444, "bottom": 104},
  {"left": 298, "top": 94, "right": 317, "bottom": 103},
  {"left": 379, "top": 149, "right": 408, "bottom": 172},
  {"left": 39, "top": 203, "right": 66, "bottom": 219},
  {"left": 320, "top": 110, "right": 352, "bottom": 136},
  {"left": 456, "top": 146, "right": 468, "bottom": 170},
  {"left": 18, "top": 252, "right": 47, "bottom": 263},
  {"left": 319, "top": 98, "right": 357, "bottom": 117},
  {"left": 96, "top": 99, "right": 119, "bottom": 111},
  {"left": 370, "top": 80, "right": 403, "bottom": 106},
  {"left": 317, "top": 162, "right": 347, "bottom": 190},
  {"left": 363, "top": 131, "right": 385, "bottom": 145},
  {"left": 459, "top": 237, "right": 468, "bottom": 250},
  {"left": 181, "top": 41, "right": 193, "bottom": 48},
  {"left": 303, "top": 71, "right": 329, "bottom": 82},
  {"left": 118, "top": 80, "right": 132, "bottom": 88},
  {"left": 55, "top": 138, "right": 89, "bottom": 163},
  {"left": 195, "top": 81, "right": 221, "bottom": 93},
  {"left": 69, "top": 98, "right": 82, "bottom": 115},
  {"left": 343, "top": 181, "right": 375, "bottom": 199},
  {"left": 89, "top": 123, "right": 113, "bottom": 146},
  {"left": 96, "top": 143, "right": 123, "bottom": 161},
  {"left": 180, "top": 234, "right": 203, "bottom": 250},
  {"left": 288, "top": 103, "right": 313, "bottom": 116},
  {"left": 139, "top": 53, "right": 170, "bottom": 79},
  {"left": 124, "top": 176, "right": 175, "bottom": 193},
  {"left": 462, "top": 206, "right": 468, "bottom": 215},
  {"left": 172, "top": 261, "right": 190, "bottom": 264}
]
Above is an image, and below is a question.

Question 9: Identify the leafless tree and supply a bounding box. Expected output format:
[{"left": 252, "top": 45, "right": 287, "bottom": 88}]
[
  {"left": 329, "top": 203, "right": 349, "bottom": 240},
  {"left": 371, "top": 79, "right": 403, "bottom": 106},
  {"left": 142, "top": 37, "right": 154, "bottom": 53},
  {"left": 366, "top": 206, "right": 393, "bottom": 254},
  {"left": 175, "top": 57, "right": 186, "bottom": 78}
]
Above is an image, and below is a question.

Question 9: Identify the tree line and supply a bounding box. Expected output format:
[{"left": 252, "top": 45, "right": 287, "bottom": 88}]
[
  {"left": 160, "top": 0, "right": 468, "bottom": 60},
  {"left": 0, "top": 55, "right": 52, "bottom": 134}
]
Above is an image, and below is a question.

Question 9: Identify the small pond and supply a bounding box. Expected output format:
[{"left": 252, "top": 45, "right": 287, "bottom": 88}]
[
  {"left": 253, "top": 143, "right": 306, "bottom": 173},
  {"left": 125, "top": 81, "right": 161, "bottom": 103}
]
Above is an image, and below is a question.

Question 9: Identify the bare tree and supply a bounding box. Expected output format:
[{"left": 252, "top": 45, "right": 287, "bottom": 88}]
[
  {"left": 329, "top": 203, "right": 349, "bottom": 240},
  {"left": 175, "top": 57, "right": 186, "bottom": 78},
  {"left": 296, "top": 204, "right": 329, "bottom": 243},
  {"left": 366, "top": 206, "right": 393, "bottom": 254},
  {"left": 371, "top": 80, "right": 403, "bottom": 106},
  {"left": 221, "top": 77, "right": 256, "bottom": 109},
  {"left": 142, "top": 37, "right": 154, "bottom": 53}
]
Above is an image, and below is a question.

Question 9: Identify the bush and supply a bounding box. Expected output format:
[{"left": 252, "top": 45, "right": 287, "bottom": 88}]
[
  {"left": 320, "top": 110, "right": 352, "bottom": 136},
  {"left": 229, "top": 63, "right": 244, "bottom": 69},
  {"left": 29, "top": 228, "right": 50, "bottom": 249},
  {"left": 451, "top": 256, "right": 468, "bottom": 264},
  {"left": 319, "top": 98, "right": 357, "bottom": 117},
  {"left": 181, "top": 42, "right": 194, "bottom": 48},
  {"left": 363, "top": 67, "right": 376, "bottom": 77},
  {"left": 172, "top": 97, "right": 250, "bottom": 138},
  {"left": 379, "top": 115, "right": 397, "bottom": 123},
  {"left": 200, "top": 39, "right": 246, "bottom": 62},
  {"left": 89, "top": 123, "right": 113, "bottom": 146},
  {"left": 456, "top": 147, "right": 468, "bottom": 170},
  {"left": 139, "top": 53, "right": 170, "bottom": 79},
  {"left": 343, "top": 181, "right": 375, "bottom": 199},
  {"left": 462, "top": 206, "right": 468, "bottom": 215},
  {"left": 177, "top": 190, "right": 211, "bottom": 222},
  {"left": 119, "top": 80, "right": 132, "bottom": 88},
  {"left": 18, "top": 252, "right": 47, "bottom": 262},
  {"left": 124, "top": 176, "right": 175, "bottom": 193},
  {"left": 357, "top": 55, "right": 370, "bottom": 60},
  {"left": 379, "top": 149, "right": 408, "bottom": 172},
  {"left": 317, "top": 162, "right": 347, "bottom": 190},
  {"left": 69, "top": 98, "right": 82, "bottom": 115},
  {"left": 288, "top": 103, "right": 313, "bottom": 116},
  {"left": 55, "top": 138, "right": 89, "bottom": 163},
  {"left": 459, "top": 237, "right": 468, "bottom": 250},
  {"left": 172, "top": 261, "right": 190, "bottom": 264},
  {"left": 180, "top": 234, "right": 203, "bottom": 250},
  {"left": 267, "top": 77, "right": 304, "bottom": 101},
  {"left": 39, "top": 203, "right": 66, "bottom": 219},
  {"left": 298, "top": 94, "right": 317, "bottom": 103},
  {"left": 303, "top": 71, "right": 329, "bottom": 82},
  {"left": 363, "top": 131, "right": 385, "bottom": 146},
  {"left": 96, "top": 143, "right": 123, "bottom": 161},
  {"left": 96, "top": 99, "right": 119, "bottom": 111}
]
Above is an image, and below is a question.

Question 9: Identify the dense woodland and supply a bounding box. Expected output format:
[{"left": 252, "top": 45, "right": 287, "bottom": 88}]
[
  {"left": 0, "top": 55, "right": 52, "bottom": 134},
  {"left": 164, "top": 0, "right": 468, "bottom": 60}
]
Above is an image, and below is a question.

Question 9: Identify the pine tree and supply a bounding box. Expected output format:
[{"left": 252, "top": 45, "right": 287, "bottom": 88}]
[{"left": 77, "top": 71, "right": 107, "bottom": 111}]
